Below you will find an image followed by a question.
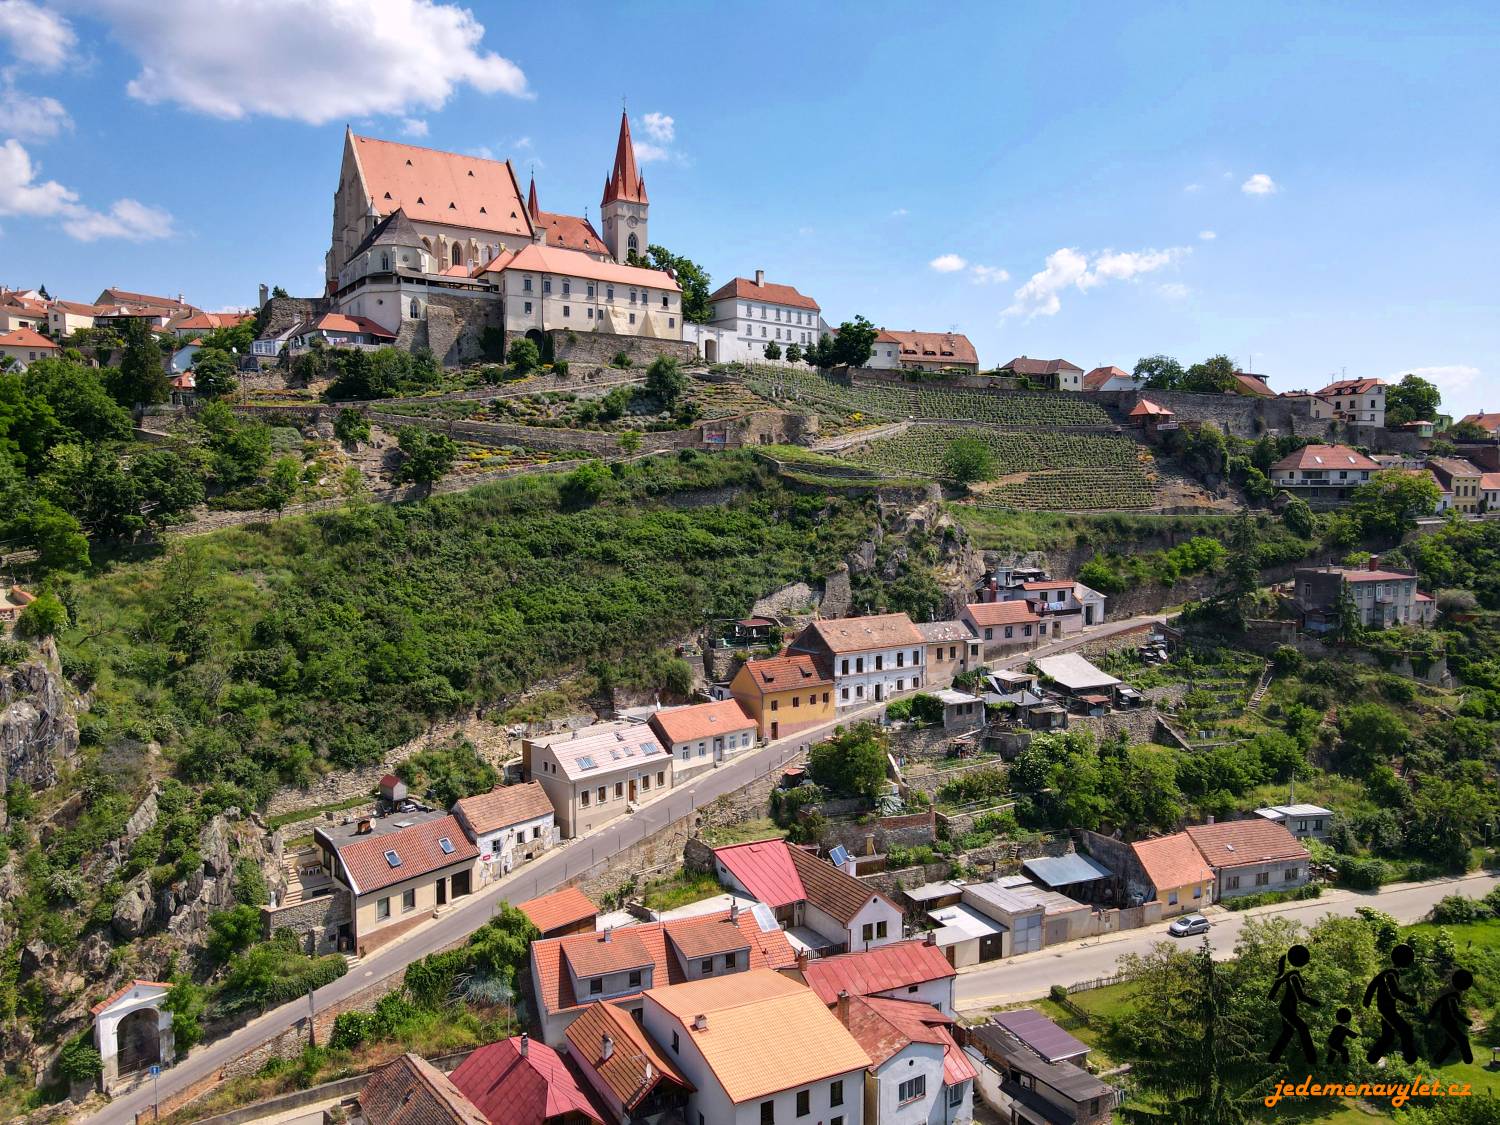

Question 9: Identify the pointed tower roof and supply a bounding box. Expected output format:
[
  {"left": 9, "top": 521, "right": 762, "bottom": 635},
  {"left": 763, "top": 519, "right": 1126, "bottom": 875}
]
[
  {"left": 527, "top": 175, "right": 540, "bottom": 222},
  {"left": 602, "top": 110, "right": 648, "bottom": 206}
]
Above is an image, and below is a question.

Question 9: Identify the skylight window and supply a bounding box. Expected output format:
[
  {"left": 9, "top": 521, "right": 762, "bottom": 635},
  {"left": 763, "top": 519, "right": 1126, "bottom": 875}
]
[
  {"left": 639, "top": 744, "right": 654, "bottom": 756},
  {"left": 384, "top": 850, "right": 402, "bottom": 868},
  {"left": 438, "top": 837, "right": 455, "bottom": 855},
  {"left": 577, "top": 755, "right": 597, "bottom": 770}
]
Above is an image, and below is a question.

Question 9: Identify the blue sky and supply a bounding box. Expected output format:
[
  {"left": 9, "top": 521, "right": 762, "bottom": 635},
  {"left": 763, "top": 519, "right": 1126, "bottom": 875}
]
[{"left": 2, "top": 1, "right": 1496, "bottom": 414}]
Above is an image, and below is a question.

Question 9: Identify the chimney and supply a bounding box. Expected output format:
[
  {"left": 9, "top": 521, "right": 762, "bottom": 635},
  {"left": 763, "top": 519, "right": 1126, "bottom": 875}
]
[
  {"left": 836, "top": 990, "right": 851, "bottom": 1027},
  {"left": 693, "top": 1014, "right": 708, "bottom": 1031},
  {"left": 925, "top": 930, "right": 937, "bottom": 947},
  {"left": 729, "top": 900, "right": 739, "bottom": 923},
  {"left": 795, "top": 949, "right": 809, "bottom": 972},
  {"left": 754, "top": 269, "right": 765, "bottom": 288},
  {"left": 603, "top": 926, "right": 612, "bottom": 943},
  {"left": 601, "top": 1034, "right": 614, "bottom": 1061},
  {"left": 1368, "top": 554, "right": 1379, "bottom": 572},
  {"left": 1205, "top": 814, "right": 1215, "bottom": 825},
  {"left": 356, "top": 818, "right": 373, "bottom": 835},
  {"left": 519, "top": 1032, "right": 529, "bottom": 1057}
]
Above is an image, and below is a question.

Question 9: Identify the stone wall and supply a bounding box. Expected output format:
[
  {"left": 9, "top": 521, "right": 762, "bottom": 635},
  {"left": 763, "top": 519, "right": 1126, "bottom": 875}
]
[
  {"left": 256, "top": 296, "right": 326, "bottom": 340},
  {"left": 1099, "top": 389, "right": 1320, "bottom": 439},
  {"left": 849, "top": 369, "right": 1017, "bottom": 393},
  {"left": 1066, "top": 707, "right": 1164, "bottom": 745},
  {"left": 259, "top": 891, "right": 351, "bottom": 954},
  {"left": 547, "top": 329, "right": 696, "bottom": 368},
  {"left": 396, "top": 292, "right": 504, "bottom": 367}
]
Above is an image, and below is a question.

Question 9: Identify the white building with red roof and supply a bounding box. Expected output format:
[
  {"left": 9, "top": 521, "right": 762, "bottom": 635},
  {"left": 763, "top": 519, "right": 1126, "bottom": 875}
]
[
  {"left": 1270, "top": 443, "right": 1381, "bottom": 502},
  {"left": 796, "top": 936, "right": 958, "bottom": 1015},
  {"left": 837, "top": 991, "right": 976, "bottom": 1125},
  {"left": 648, "top": 699, "right": 759, "bottom": 781},
  {"left": 787, "top": 612, "right": 927, "bottom": 711},
  {"left": 451, "top": 781, "right": 556, "bottom": 880},
  {"left": 1293, "top": 558, "right": 1435, "bottom": 631},
  {"left": 1317, "top": 377, "right": 1386, "bottom": 427},
  {"left": 872, "top": 329, "right": 981, "bottom": 375},
  {"left": 701, "top": 269, "right": 822, "bottom": 364},
  {"left": 0, "top": 326, "right": 60, "bottom": 368}
]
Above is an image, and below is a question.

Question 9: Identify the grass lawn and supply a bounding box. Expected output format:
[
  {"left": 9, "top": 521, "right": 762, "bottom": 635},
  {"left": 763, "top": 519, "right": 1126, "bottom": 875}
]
[
  {"left": 641, "top": 870, "right": 723, "bottom": 912},
  {"left": 699, "top": 817, "right": 782, "bottom": 847},
  {"left": 266, "top": 793, "right": 373, "bottom": 830}
]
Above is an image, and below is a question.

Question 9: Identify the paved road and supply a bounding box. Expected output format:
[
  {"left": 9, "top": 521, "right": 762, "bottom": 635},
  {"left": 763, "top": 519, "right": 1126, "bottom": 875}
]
[
  {"left": 956, "top": 871, "right": 1500, "bottom": 1012},
  {"left": 93, "top": 612, "right": 1169, "bottom": 1123}
]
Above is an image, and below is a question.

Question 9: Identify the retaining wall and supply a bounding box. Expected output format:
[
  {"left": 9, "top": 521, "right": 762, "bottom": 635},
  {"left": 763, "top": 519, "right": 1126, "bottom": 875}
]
[
  {"left": 1099, "top": 389, "right": 1320, "bottom": 439},
  {"left": 547, "top": 329, "right": 696, "bottom": 368}
]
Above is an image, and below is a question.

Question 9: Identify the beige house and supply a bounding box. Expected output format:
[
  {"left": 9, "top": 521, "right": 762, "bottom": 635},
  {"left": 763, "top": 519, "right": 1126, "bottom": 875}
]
[
  {"left": 916, "top": 620, "right": 983, "bottom": 688},
  {"left": 1427, "top": 457, "right": 1484, "bottom": 514},
  {"left": 0, "top": 327, "right": 59, "bottom": 368},
  {"left": 483, "top": 242, "right": 682, "bottom": 344},
  {"left": 316, "top": 811, "right": 477, "bottom": 955},
  {"left": 525, "top": 722, "right": 674, "bottom": 839},
  {"left": 46, "top": 301, "right": 101, "bottom": 337}
]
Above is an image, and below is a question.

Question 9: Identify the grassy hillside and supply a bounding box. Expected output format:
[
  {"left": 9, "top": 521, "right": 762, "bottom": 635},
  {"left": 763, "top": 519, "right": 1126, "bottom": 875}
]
[{"left": 62, "top": 451, "right": 891, "bottom": 804}]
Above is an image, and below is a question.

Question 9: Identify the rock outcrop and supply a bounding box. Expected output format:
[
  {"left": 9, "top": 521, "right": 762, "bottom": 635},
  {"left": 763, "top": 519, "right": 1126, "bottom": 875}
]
[{"left": 0, "top": 638, "right": 80, "bottom": 805}]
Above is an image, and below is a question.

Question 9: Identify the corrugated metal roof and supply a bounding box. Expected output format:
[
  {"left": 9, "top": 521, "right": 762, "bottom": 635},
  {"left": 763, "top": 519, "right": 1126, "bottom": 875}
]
[
  {"left": 1021, "top": 853, "right": 1113, "bottom": 888},
  {"left": 800, "top": 939, "right": 956, "bottom": 1005},
  {"left": 713, "top": 838, "right": 806, "bottom": 908}
]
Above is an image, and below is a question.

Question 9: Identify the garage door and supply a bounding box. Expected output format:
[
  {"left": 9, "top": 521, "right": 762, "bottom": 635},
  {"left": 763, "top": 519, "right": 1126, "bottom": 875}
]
[{"left": 1012, "top": 912, "right": 1042, "bottom": 955}]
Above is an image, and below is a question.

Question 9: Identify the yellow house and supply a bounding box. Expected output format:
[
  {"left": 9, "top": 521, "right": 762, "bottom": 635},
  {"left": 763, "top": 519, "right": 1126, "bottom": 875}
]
[
  {"left": 1131, "top": 834, "right": 1215, "bottom": 918},
  {"left": 729, "top": 653, "right": 834, "bottom": 741},
  {"left": 1427, "top": 457, "right": 1484, "bottom": 514}
]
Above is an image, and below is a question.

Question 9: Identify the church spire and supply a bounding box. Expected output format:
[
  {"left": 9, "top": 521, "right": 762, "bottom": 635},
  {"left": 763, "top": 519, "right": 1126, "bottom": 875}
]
[
  {"left": 526, "top": 174, "right": 540, "bottom": 222},
  {"left": 602, "top": 109, "right": 647, "bottom": 206}
]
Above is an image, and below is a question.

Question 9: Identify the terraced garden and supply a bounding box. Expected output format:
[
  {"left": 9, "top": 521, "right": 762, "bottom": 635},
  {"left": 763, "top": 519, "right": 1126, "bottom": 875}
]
[
  {"left": 968, "top": 465, "right": 1161, "bottom": 511},
  {"left": 858, "top": 424, "right": 1149, "bottom": 478},
  {"left": 737, "top": 365, "right": 1114, "bottom": 431}
]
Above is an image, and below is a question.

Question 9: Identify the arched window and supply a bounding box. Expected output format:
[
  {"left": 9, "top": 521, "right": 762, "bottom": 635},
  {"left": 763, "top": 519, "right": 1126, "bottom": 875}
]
[
  {"left": 380, "top": 252, "right": 390, "bottom": 271},
  {"left": 410, "top": 299, "right": 419, "bottom": 319},
  {"left": 627, "top": 232, "right": 639, "bottom": 255},
  {"left": 452, "top": 243, "right": 463, "bottom": 267}
]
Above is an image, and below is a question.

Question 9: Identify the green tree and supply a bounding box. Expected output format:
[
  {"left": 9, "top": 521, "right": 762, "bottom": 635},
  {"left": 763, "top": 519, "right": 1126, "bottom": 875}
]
[
  {"left": 785, "top": 343, "right": 802, "bottom": 364},
  {"left": 397, "top": 741, "right": 498, "bottom": 808},
  {"left": 1351, "top": 470, "right": 1441, "bottom": 541},
  {"left": 618, "top": 429, "right": 642, "bottom": 453},
  {"left": 265, "top": 456, "right": 301, "bottom": 515},
  {"left": 804, "top": 334, "right": 837, "bottom": 370},
  {"left": 507, "top": 337, "right": 541, "bottom": 375},
  {"left": 641, "top": 244, "right": 713, "bottom": 323},
  {"left": 561, "top": 460, "right": 611, "bottom": 507},
  {"left": 21, "top": 358, "right": 132, "bottom": 442},
  {"left": 17, "top": 500, "right": 89, "bottom": 572},
  {"left": 1183, "top": 354, "right": 1239, "bottom": 394},
  {"left": 17, "top": 591, "right": 68, "bottom": 638},
  {"left": 829, "top": 316, "right": 878, "bottom": 369},
  {"left": 1210, "top": 511, "right": 1261, "bottom": 628},
  {"left": 1281, "top": 496, "right": 1315, "bottom": 539},
  {"left": 644, "top": 355, "right": 688, "bottom": 407},
  {"left": 808, "top": 722, "right": 887, "bottom": 800},
  {"left": 199, "top": 401, "right": 271, "bottom": 489},
  {"left": 40, "top": 442, "right": 144, "bottom": 537},
  {"left": 56, "top": 1038, "right": 103, "bottom": 1084},
  {"left": 333, "top": 407, "right": 371, "bottom": 445},
  {"left": 942, "top": 435, "right": 996, "bottom": 483},
  {"left": 1384, "top": 373, "right": 1441, "bottom": 427},
  {"left": 1134, "top": 353, "right": 1186, "bottom": 390},
  {"left": 762, "top": 341, "right": 782, "bottom": 360},
  {"left": 206, "top": 903, "right": 262, "bottom": 963},
  {"left": 192, "top": 348, "right": 238, "bottom": 398},
  {"left": 1444, "top": 420, "right": 1489, "bottom": 443},
  {"left": 111, "top": 317, "right": 170, "bottom": 406},
  {"left": 1337, "top": 702, "right": 1408, "bottom": 774},
  {"left": 132, "top": 448, "right": 205, "bottom": 527},
  {"left": 394, "top": 427, "right": 457, "bottom": 486}
]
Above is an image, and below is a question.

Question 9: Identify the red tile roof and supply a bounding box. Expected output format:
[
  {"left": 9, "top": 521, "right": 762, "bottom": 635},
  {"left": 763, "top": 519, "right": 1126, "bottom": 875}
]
[
  {"left": 1317, "top": 378, "right": 1384, "bottom": 395},
  {"left": 1459, "top": 411, "right": 1500, "bottom": 433},
  {"left": 173, "top": 311, "right": 251, "bottom": 332},
  {"left": 1184, "top": 820, "right": 1308, "bottom": 870},
  {"left": 518, "top": 885, "right": 598, "bottom": 935},
  {"left": 796, "top": 613, "right": 923, "bottom": 654},
  {"left": 1130, "top": 834, "right": 1214, "bottom": 894},
  {"left": 565, "top": 929, "right": 655, "bottom": 979},
  {"left": 360, "top": 1052, "right": 491, "bottom": 1125},
  {"left": 708, "top": 276, "right": 820, "bottom": 311},
  {"left": 565, "top": 1001, "right": 693, "bottom": 1110},
  {"left": 537, "top": 210, "right": 608, "bottom": 256},
  {"left": 1271, "top": 444, "right": 1381, "bottom": 473},
  {"left": 453, "top": 783, "right": 554, "bottom": 835},
  {"left": 669, "top": 921, "right": 751, "bottom": 961},
  {"left": 963, "top": 601, "right": 1040, "bottom": 627},
  {"left": 1339, "top": 568, "right": 1418, "bottom": 584},
  {"left": 1083, "top": 365, "right": 1132, "bottom": 391},
  {"left": 1427, "top": 456, "right": 1483, "bottom": 481},
  {"left": 880, "top": 329, "right": 978, "bottom": 367},
  {"left": 97, "top": 287, "right": 191, "bottom": 310},
  {"left": 90, "top": 980, "right": 171, "bottom": 1016},
  {"left": 313, "top": 312, "right": 397, "bottom": 338},
  {"left": 649, "top": 699, "right": 757, "bottom": 746},
  {"left": 330, "top": 814, "right": 477, "bottom": 896},
  {"left": 489, "top": 243, "right": 678, "bottom": 291},
  {"left": 532, "top": 909, "right": 797, "bottom": 1018},
  {"left": 601, "top": 110, "right": 647, "bottom": 206},
  {"left": 1002, "top": 357, "right": 1081, "bottom": 376},
  {"left": 1129, "top": 397, "right": 1174, "bottom": 418},
  {"left": 800, "top": 939, "right": 955, "bottom": 1006},
  {"left": 842, "top": 995, "right": 977, "bottom": 1083},
  {"left": 0, "top": 327, "right": 58, "bottom": 350},
  {"left": 354, "top": 132, "right": 531, "bottom": 239},
  {"left": 1481, "top": 473, "right": 1500, "bottom": 491},
  {"left": 448, "top": 1037, "right": 603, "bottom": 1125},
  {"left": 737, "top": 653, "right": 832, "bottom": 694},
  {"left": 1021, "top": 580, "right": 1074, "bottom": 591}
]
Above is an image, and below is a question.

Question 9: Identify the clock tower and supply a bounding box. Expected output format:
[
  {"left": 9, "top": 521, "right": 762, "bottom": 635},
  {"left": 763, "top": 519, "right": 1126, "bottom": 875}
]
[{"left": 600, "top": 110, "right": 648, "bottom": 264}]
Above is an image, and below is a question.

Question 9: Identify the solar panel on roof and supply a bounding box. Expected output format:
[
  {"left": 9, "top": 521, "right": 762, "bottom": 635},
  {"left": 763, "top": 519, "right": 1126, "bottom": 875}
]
[
  {"left": 992, "top": 1007, "right": 1090, "bottom": 1063},
  {"left": 577, "top": 755, "right": 597, "bottom": 770},
  {"left": 828, "top": 845, "right": 850, "bottom": 867},
  {"left": 639, "top": 743, "right": 653, "bottom": 755}
]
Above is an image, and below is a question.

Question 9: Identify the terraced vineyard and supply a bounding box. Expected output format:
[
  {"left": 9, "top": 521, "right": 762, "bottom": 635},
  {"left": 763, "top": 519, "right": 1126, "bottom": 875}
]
[
  {"left": 859, "top": 425, "right": 1144, "bottom": 477},
  {"left": 972, "top": 466, "right": 1160, "bottom": 511},
  {"left": 738, "top": 365, "right": 1113, "bottom": 429}
]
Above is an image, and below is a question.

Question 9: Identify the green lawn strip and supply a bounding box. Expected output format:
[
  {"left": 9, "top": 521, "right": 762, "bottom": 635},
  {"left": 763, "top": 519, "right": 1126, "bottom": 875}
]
[
  {"left": 641, "top": 871, "right": 724, "bottom": 912},
  {"left": 266, "top": 794, "right": 373, "bottom": 830}
]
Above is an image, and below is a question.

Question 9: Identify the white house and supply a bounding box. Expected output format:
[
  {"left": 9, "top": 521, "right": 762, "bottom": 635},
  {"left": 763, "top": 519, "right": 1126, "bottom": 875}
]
[
  {"left": 524, "top": 722, "right": 674, "bottom": 839},
  {"left": 701, "top": 270, "right": 821, "bottom": 364},
  {"left": 787, "top": 613, "right": 926, "bottom": 711},
  {"left": 1316, "top": 377, "right": 1386, "bottom": 427},
  {"left": 640, "top": 971, "right": 870, "bottom": 1125},
  {"left": 451, "top": 782, "right": 556, "bottom": 881},
  {"left": 1270, "top": 444, "right": 1381, "bottom": 502},
  {"left": 1002, "top": 580, "right": 1107, "bottom": 633},
  {"left": 484, "top": 242, "right": 682, "bottom": 343},
  {"left": 92, "top": 980, "right": 174, "bottom": 1093},
  {"left": 841, "top": 992, "right": 976, "bottom": 1125},
  {"left": 647, "top": 698, "right": 759, "bottom": 782},
  {"left": 799, "top": 937, "right": 959, "bottom": 1017}
]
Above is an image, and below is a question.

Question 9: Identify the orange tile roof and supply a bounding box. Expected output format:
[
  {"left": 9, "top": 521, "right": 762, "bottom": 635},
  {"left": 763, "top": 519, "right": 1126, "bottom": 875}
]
[
  {"left": 1233, "top": 371, "right": 1275, "bottom": 396},
  {"left": 537, "top": 210, "right": 608, "bottom": 256},
  {"left": 330, "top": 814, "right": 477, "bottom": 895},
  {"left": 50, "top": 300, "right": 103, "bottom": 316},
  {"left": 796, "top": 613, "right": 923, "bottom": 654},
  {"left": 517, "top": 885, "right": 598, "bottom": 934},
  {"left": 1480, "top": 473, "right": 1500, "bottom": 491},
  {"left": 488, "top": 243, "right": 678, "bottom": 291},
  {"left": 173, "top": 311, "right": 251, "bottom": 332},
  {"left": 565, "top": 1001, "right": 693, "bottom": 1110},
  {"left": 963, "top": 601, "right": 1040, "bottom": 627},
  {"left": 532, "top": 909, "right": 797, "bottom": 1018},
  {"left": 1184, "top": 820, "right": 1308, "bottom": 869},
  {"left": 1459, "top": 411, "right": 1500, "bottom": 432},
  {"left": 98, "top": 287, "right": 189, "bottom": 309},
  {"left": 708, "top": 276, "right": 820, "bottom": 311},
  {"left": 1271, "top": 444, "right": 1381, "bottom": 473},
  {"left": 668, "top": 921, "right": 751, "bottom": 962},
  {"left": 313, "top": 312, "right": 397, "bottom": 338},
  {"left": 90, "top": 980, "right": 171, "bottom": 1015},
  {"left": 453, "top": 782, "right": 554, "bottom": 835},
  {"left": 0, "top": 327, "right": 58, "bottom": 350},
  {"left": 1083, "top": 365, "right": 1132, "bottom": 390},
  {"left": 1317, "top": 377, "right": 1384, "bottom": 395},
  {"left": 842, "top": 995, "right": 977, "bottom": 1084},
  {"left": 649, "top": 699, "right": 756, "bottom": 746},
  {"left": 565, "top": 929, "right": 655, "bottom": 979},
  {"left": 737, "top": 652, "right": 831, "bottom": 695},
  {"left": 1129, "top": 397, "right": 1173, "bottom": 417},
  {"left": 645, "top": 971, "right": 870, "bottom": 1103},
  {"left": 1129, "top": 834, "right": 1214, "bottom": 894},
  {"left": 353, "top": 132, "right": 530, "bottom": 238},
  {"left": 880, "top": 329, "right": 978, "bottom": 367}
]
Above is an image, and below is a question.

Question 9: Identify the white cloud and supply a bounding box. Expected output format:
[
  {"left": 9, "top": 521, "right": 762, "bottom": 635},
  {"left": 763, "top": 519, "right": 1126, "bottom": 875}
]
[
  {"left": 86, "top": 0, "right": 528, "bottom": 125},
  {"left": 1158, "top": 282, "right": 1190, "bottom": 300},
  {"left": 634, "top": 141, "right": 671, "bottom": 163},
  {"left": 513, "top": 136, "right": 533, "bottom": 150},
  {"left": 1198, "top": 229, "right": 1216, "bottom": 241},
  {"left": 797, "top": 225, "right": 815, "bottom": 237},
  {"left": 969, "top": 265, "right": 1009, "bottom": 284},
  {"left": 0, "top": 138, "right": 173, "bottom": 241},
  {"left": 929, "top": 253, "right": 967, "bottom": 273},
  {"left": 1241, "top": 172, "right": 1277, "bottom": 195},
  {"left": 466, "top": 145, "right": 495, "bottom": 159},
  {"left": 641, "top": 112, "right": 674, "bottom": 143},
  {"left": 1183, "top": 183, "right": 1202, "bottom": 194},
  {"left": 1389, "top": 365, "right": 1481, "bottom": 395},
  {"left": 890, "top": 208, "right": 908, "bottom": 218},
  {"left": 400, "top": 117, "right": 428, "bottom": 137},
  {"left": 1004, "top": 245, "right": 1190, "bottom": 318},
  {"left": 0, "top": 83, "right": 71, "bottom": 140},
  {"left": 0, "top": 0, "right": 75, "bottom": 71}
]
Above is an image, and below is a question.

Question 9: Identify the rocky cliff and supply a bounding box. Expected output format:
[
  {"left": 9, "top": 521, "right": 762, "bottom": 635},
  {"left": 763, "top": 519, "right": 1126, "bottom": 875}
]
[{"left": 0, "top": 638, "right": 80, "bottom": 814}]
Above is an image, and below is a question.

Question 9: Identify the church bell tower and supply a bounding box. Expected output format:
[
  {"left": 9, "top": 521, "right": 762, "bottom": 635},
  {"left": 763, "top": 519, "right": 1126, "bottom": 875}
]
[{"left": 600, "top": 110, "right": 648, "bottom": 264}]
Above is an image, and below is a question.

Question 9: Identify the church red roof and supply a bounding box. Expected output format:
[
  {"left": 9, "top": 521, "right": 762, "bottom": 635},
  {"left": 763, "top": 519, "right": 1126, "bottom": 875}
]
[{"left": 602, "top": 110, "right": 647, "bottom": 206}]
